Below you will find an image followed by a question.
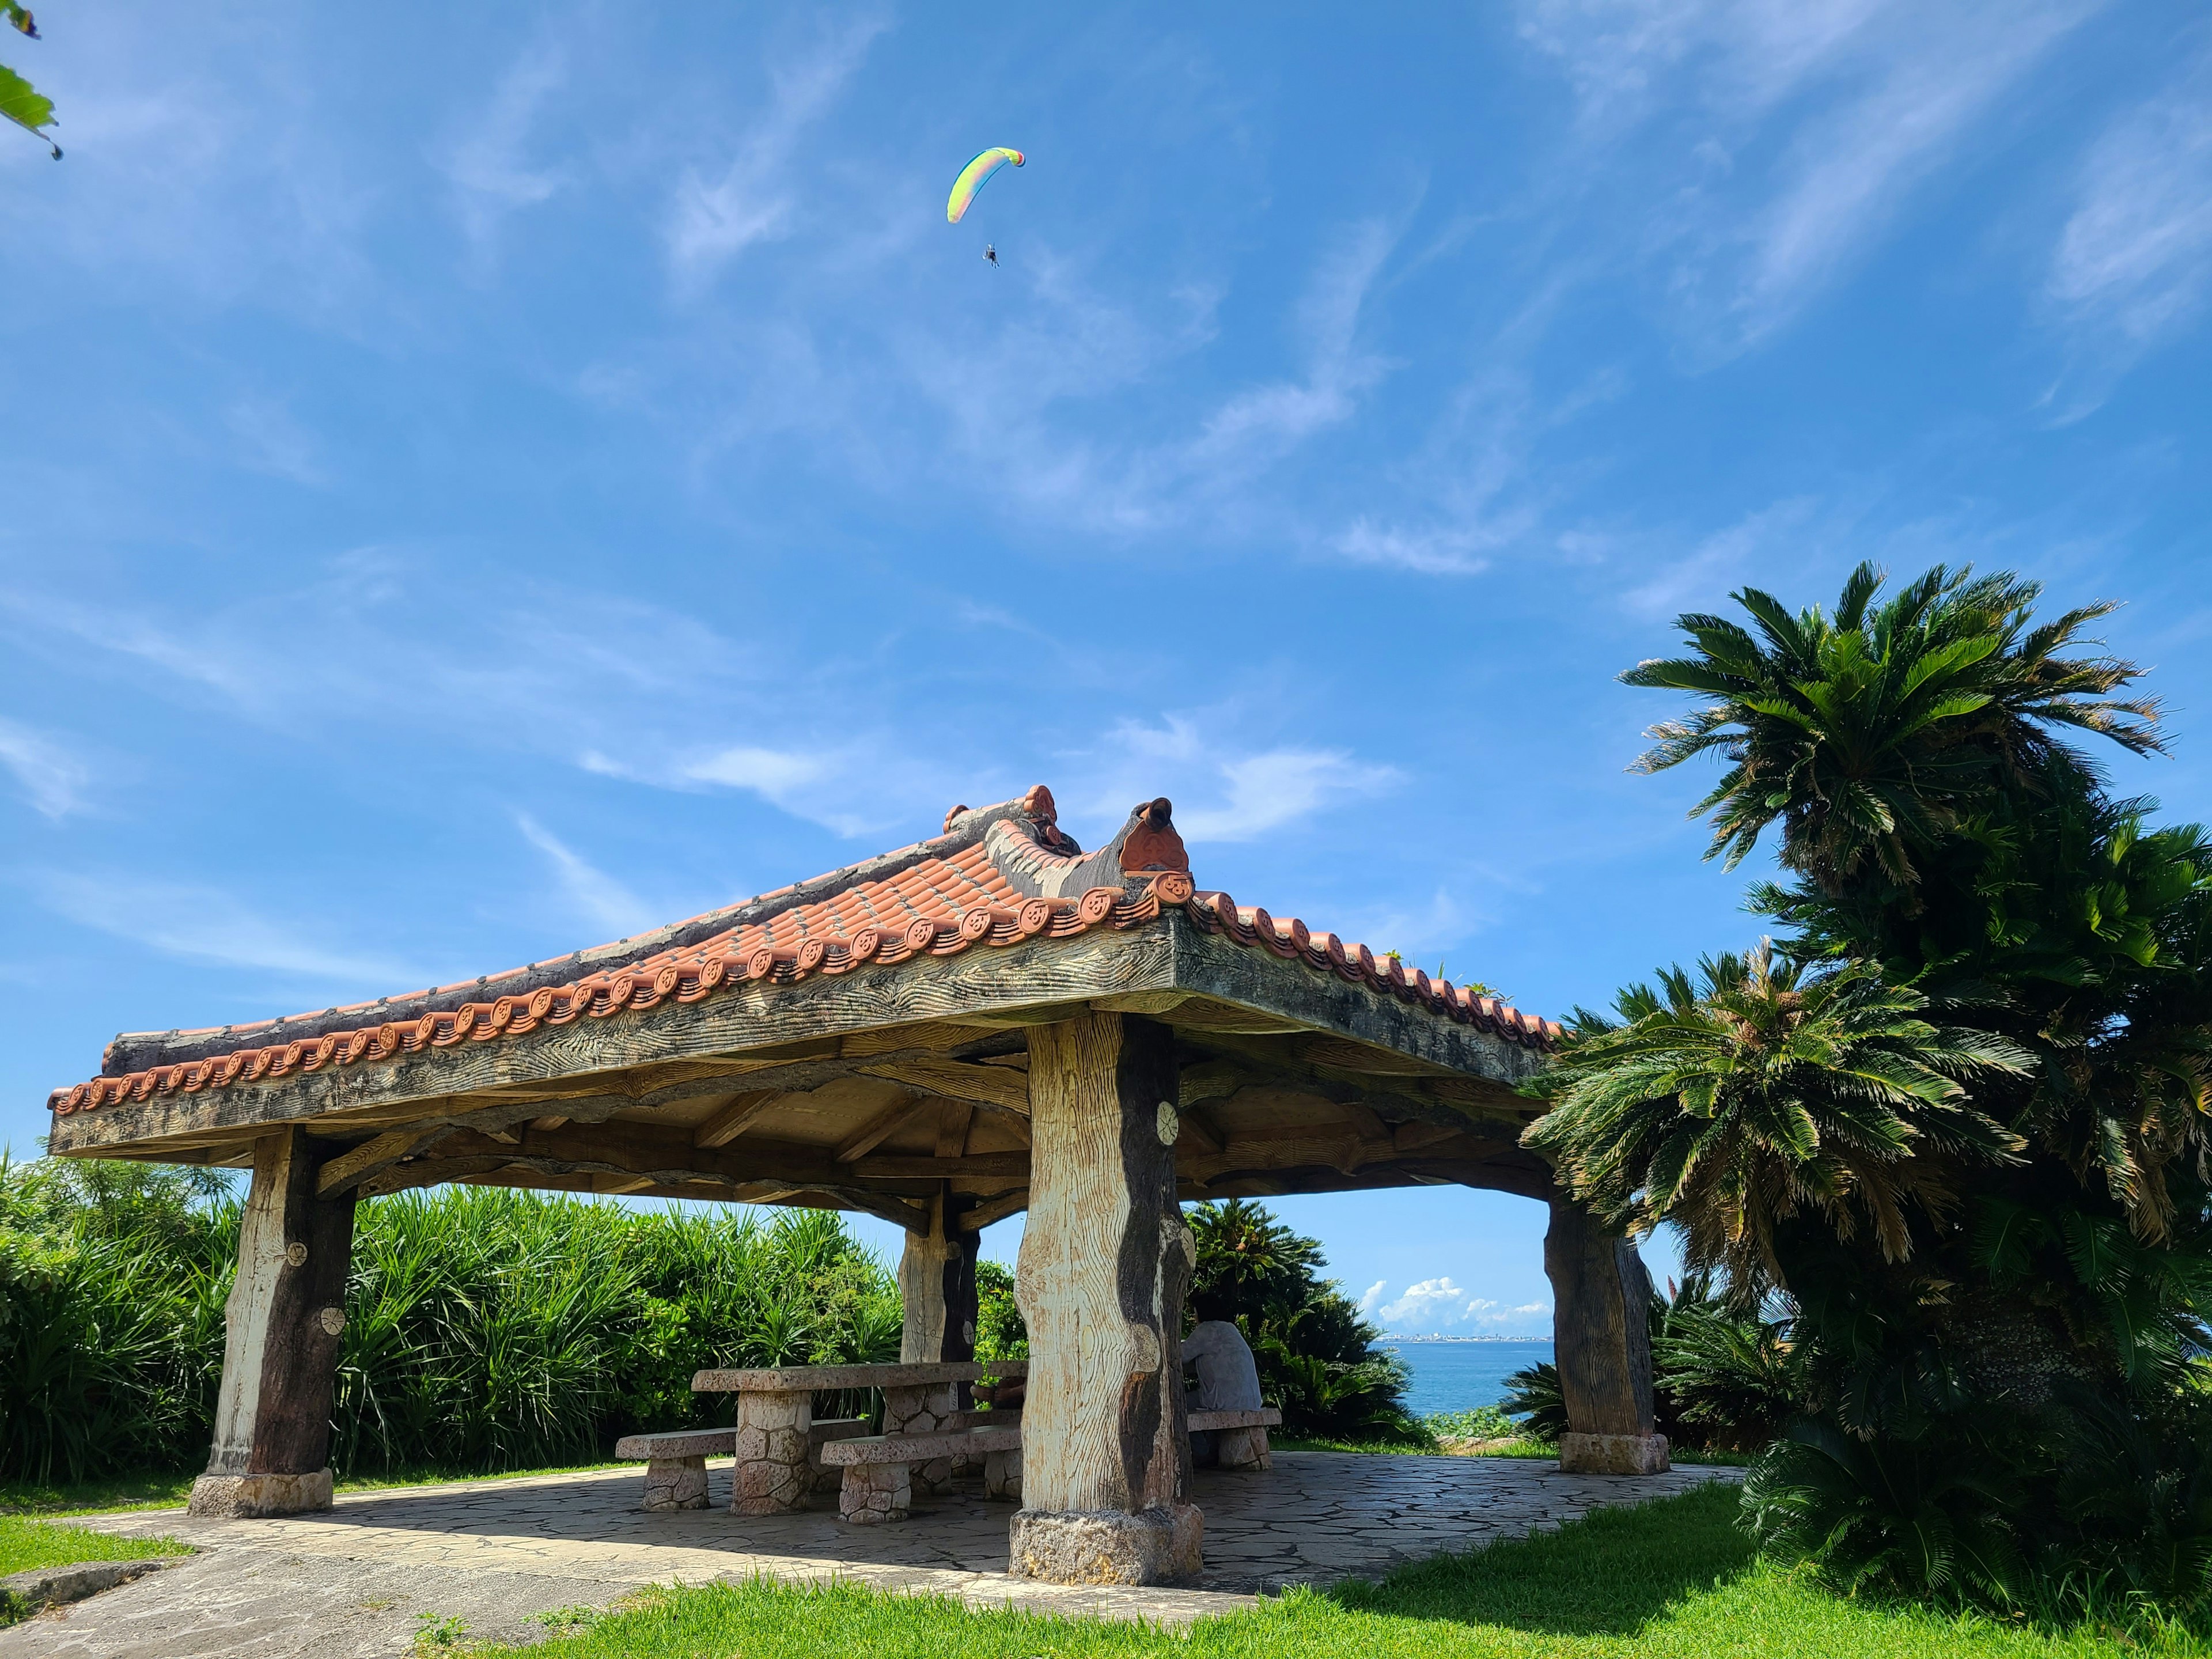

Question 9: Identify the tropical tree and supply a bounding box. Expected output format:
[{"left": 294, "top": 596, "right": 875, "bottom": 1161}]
[
  {"left": 2, "top": 1, "right": 61, "bottom": 158},
  {"left": 1535, "top": 560, "right": 2212, "bottom": 1615}
]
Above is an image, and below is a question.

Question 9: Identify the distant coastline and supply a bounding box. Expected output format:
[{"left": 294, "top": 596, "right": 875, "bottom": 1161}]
[{"left": 1380, "top": 1333, "right": 1553, "bottom": 1344}]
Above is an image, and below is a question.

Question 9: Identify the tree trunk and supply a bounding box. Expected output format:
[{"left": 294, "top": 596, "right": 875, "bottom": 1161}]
[
  {"left": 190, "top": 1127, "right": 358, "bottom": 1517},
  {"left": 1009, "top": 1011, "right": 1200, "bottom": 1584}
]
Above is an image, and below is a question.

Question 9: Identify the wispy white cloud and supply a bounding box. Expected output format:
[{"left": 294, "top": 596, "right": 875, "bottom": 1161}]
[
  {"left": 0, "top": 718, "right": 92, "bottom": 819},
  {"left": 1620, "top": 495, "right": 1821, "bottom": 620},
  {"left": 1094, "top": 715, "right": 1400, "bottom": 842},
  {"left": 514, "top": 815, "right": 658, "bottom": 938},
  {"left": 1184, "top": 219, "right": 1396, "bottom": 476},
  {"left": 1358, "top": 1279, "right": 1388, "bottom": 1318},
  {"left": 445, "top": 43, "right": 572, "bottom": 265},
  {"left": 1521, "top": 0, "right": 2103, "bottom": 351},
  {"left": 225, "top": 393, "right": 327, "bottom": 484},
  {"left": 2047, "top": 44, "right": 2212, "bottom": 387},
  {"left": 663, "top": 17, "right": 888, "bottom": 290},
  {"left": 32, "top": 870, "right": 423, "bottom": 985}
]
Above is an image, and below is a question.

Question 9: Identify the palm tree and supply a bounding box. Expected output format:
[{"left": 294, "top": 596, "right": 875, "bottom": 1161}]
[
  {"left": 1623, "top": 561, "right": 2162, "bottom": 898},
  {"left": 1524, "top": 945, "right": 2028, "bottom": 1290}
]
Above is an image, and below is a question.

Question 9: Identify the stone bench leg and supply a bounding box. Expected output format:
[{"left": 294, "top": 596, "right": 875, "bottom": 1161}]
[
  {"left": 642, "top": 1455, "right": 709, "bottom": 1511},
  {"left": 1216, "top": 1427, "right": 1271, "bottom": 1471},
  {"left": 984, "top": 1446, "right": 1022, "bottom": 1502},
  {"left": 883, "top": 1382, "right": 963, "bottom": 1496},
  {"left": 839, "top": 1463, "right": 910, "bottom": 1524},
  {"left": 733, "top": 1389, "right": 811, "bottom": 1516}
]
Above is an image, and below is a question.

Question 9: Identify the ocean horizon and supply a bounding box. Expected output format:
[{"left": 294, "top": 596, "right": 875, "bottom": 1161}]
[{"left": 1380, "top": 1336, "right": 1553, "bottom": 1418}]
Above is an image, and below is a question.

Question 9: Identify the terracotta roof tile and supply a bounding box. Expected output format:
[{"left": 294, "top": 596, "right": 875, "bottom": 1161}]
[{"left": 49, "top": 789, "right": 1557, "bottom": 1118}]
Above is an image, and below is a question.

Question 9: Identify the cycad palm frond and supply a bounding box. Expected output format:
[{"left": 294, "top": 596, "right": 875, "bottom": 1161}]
[
  {"left": 1622, "top": 561, "right": 2164, "bottom": 898},
  {"left": 1526, "top": 944, "right": 2027, "bottom": 1290}
]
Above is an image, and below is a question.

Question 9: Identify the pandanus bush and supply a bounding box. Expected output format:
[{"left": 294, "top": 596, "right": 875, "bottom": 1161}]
[{"left": 0, "top": 1162, "right": 902, "bottom": 1486}]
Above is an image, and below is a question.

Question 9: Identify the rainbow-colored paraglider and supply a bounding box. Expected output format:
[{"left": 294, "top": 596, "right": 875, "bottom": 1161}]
[{"left": 946, "top": 147, "right": 1024, "bottom": 224}]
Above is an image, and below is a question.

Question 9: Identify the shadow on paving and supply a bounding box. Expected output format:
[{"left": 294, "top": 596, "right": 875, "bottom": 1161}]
[{"left": 1327, "top": 1484, "right": 1758, "bottom": 1638}]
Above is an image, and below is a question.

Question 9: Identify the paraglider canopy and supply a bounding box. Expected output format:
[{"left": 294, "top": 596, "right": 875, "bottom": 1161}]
[{"left": 947, "top": 147, "right": 1024, "bottom": 224}]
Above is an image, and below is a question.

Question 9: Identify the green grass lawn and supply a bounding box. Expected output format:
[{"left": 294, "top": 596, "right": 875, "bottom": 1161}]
[
  {"left": 0, "top": 1516, "right": 190, "bottom": 1627},
  {"left": 0, "top": 1460, "right": 632, "bottom": 1518},
  {"left": 437, "top": 1485, "right": 2202, "bottom": 1658}
]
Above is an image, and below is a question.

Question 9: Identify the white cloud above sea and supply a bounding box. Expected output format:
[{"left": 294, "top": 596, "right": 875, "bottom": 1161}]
[{"left": 1369, "top": 1277, "right": 1551, "bottom": 1331}]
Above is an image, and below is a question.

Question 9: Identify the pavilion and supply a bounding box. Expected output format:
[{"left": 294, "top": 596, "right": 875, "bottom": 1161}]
[{"left": 43, "top": 786, "right": 1666, "bottom": 1586}]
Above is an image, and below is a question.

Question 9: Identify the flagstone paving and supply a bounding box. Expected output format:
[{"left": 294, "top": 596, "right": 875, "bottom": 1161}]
[{"left": 2, "top": 1453, "right": 1736, "bottom": 1657}]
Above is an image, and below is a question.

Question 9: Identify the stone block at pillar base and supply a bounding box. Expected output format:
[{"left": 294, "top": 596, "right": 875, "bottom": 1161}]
[
  {"left": 187, "top": 1469, "right": 334, "bottom": 1518},
  {"left": 1009, "top": 1504, "right": 1203, "bottom": 1585},
  {"left": 1559, "top": 1432, "right": 1670, "bottom": 1475},
  {"left": 642, "top": 1456, "right": 710, "bottom": 1511}
]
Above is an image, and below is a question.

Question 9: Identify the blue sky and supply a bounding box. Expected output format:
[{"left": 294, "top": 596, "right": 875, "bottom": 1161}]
[{"left": 3, "top": 2, "right": 2209, "bottom": 1335}]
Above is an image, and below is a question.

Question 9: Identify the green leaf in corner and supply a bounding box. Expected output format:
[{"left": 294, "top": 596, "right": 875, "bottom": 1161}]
[{"left": 0, "top": 60, "right": 54, "bottom": 134}]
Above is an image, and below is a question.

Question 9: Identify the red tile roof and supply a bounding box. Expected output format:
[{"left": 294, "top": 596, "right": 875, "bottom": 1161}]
[{"left": 49, "top": 787, "right": 1556, "bottom": 1118}]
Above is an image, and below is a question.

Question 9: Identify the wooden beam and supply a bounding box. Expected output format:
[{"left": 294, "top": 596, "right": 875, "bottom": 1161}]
[
  {"left": 1394, "top": 1119, "right": 1463, "bottom": 1153},
  {"left": 316, "top": 1128, "right": 441, "bottom": 1196},
  {"left": 858, "top": 1057, "right": 1030, "bottom": 1115},
  {"left": 835, "top": 1095, "right": 934, "bottom": 1164},
  {"left": 956, "top": 1187, "right": 1030, "bottom": 1231},
  {"left": 693, "top": 1089, "right": 782, "bottom": 1149},
  {"left": 975, "top": 1100, "right": 1031, "bottom": 1147},
  {"left": 839, "top": 1021, "right": 1002, "bottom": 1057},
  {"left": 530, "top": 1116, "right": 569, "bottom": 1131},
  {"left": 1336, "top": 1096, "right": 1394, "bottom": 1142},
  {"left": 1175, "top": 1108, "right": 1224, "bottom": 1154},
  {"left": 934, "top": 1097, "right": 975, "bottom": 1160},
  {"left": 1304, "top": 1036, "right": 1455, "bottom": 1078},
  {"left": 1177, "top": 1060, "right": 1244, "bottom": 1109},
  {"left": 853, "top": 1152, "right": 1028, "bottom": 1181}
]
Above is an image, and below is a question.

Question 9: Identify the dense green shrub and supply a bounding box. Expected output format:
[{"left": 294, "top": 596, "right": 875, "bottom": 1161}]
[
  {"left": 0, "top": 1159, "right": 899, "bottom": 1484},
  {"left": 1184, "top": 1198, "right": 1418, "bottom": 1440}
]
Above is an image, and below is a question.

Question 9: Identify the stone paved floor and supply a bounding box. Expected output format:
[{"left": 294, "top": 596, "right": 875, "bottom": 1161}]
[{"left": 3, "top": 1455, "right": 1734, "bottom": 1657}]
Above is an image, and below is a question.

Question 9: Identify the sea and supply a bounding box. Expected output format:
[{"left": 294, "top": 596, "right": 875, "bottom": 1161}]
[{"left": 1379, "top": 1339, "right": 1553, "bottom": 1418}]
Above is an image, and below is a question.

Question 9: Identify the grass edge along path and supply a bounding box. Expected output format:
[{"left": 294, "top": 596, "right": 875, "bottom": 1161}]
[
  {"left": 0, "top": 1460, "right": 635, "bottom": 1518},
  {"left": 415, "top": 1484, "right": 2194, "bottom": 1659},
  {"left": 0, "top": 1516, "right": 190, "bottom": 1627}
]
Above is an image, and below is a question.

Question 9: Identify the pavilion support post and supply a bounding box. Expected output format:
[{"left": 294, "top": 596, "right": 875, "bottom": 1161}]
[
  {"left": 1544, "top": 1196, "right": 1668, "bottom": 1475},
  {"left": 1009, "top": 1011, "right": 1199, "bottom": 1586},
  {"left": 897, "top": 1194, "right": 979, "bottom": 1366},
  {"left": 189, "top": 1127, "right": 358, "bottom": 1518},
  {"left": 896, "top": 1194, "right": 980, "bottom": 1493}
]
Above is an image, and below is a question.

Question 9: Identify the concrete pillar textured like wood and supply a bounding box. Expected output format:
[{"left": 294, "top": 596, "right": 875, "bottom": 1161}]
[
  {"left": 898, "top": 1206, "right": 979, "bottom": 1366},
  {"left": 900, "top": 1202, "right": 980, "bottom": 1492},
  {"left": 190, "top": 1127, "right": 358, "bottom": 1518},
  {"left": 1009, "top": 1011, "right": 1201, "bottom": 1585},
  {"left": 1544, "top": 1196, "right": 1669, "bottom": 1476}
]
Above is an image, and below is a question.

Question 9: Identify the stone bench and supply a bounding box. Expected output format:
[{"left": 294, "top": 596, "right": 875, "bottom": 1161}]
[
  {"left": 1186, "top": 1406, "right": 1280, "bottom": 1471},
  {"left": 821, "top": 1424, "right": 1023, "bottom": 1523},
  {"left": 691, "top": 1361, "right": 1027, "bottom": 1513},
  {"left": 615, "top": 1418, "right": 868, "bottom": 1511}
]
